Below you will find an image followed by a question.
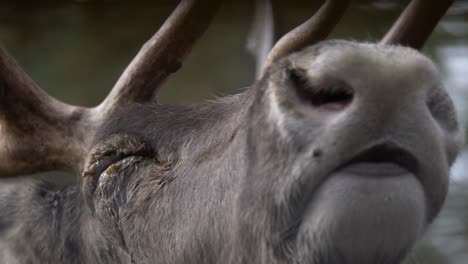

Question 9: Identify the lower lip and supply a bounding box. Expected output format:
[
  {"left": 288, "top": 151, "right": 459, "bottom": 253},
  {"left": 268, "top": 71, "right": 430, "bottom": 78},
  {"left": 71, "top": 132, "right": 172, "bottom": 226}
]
[{"left": 298, "top": 164, "right": 426, "bottom": 259}]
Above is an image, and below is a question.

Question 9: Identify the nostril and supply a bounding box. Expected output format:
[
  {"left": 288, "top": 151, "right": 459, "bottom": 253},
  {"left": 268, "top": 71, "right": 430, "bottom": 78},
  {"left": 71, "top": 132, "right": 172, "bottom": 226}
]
[
  {"left": 307, "top": 87, "right": 353, "bottom": 110},
  {"left": 289, "top": 68, "right": 353, "bottom": 111}
]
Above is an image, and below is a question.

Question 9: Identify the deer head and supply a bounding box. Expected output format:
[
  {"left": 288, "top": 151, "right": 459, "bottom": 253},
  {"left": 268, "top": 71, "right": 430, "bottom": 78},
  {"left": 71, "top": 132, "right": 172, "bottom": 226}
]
[{"left": 0, "top": 0, "right": 463, "bottom": 263}]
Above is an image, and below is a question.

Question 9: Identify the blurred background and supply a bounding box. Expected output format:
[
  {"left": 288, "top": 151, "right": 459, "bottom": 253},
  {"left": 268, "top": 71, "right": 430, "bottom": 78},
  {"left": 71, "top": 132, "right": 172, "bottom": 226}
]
[{"left": 0, "top": 0, "right": 467, "bottom": 263}]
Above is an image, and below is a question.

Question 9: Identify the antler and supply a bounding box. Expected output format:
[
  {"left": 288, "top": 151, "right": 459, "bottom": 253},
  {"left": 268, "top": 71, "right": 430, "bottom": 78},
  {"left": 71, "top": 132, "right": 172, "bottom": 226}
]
[
  {"left": 100, "top": 0, "right": 221, "bottom": 113},
  {"left": 381, "top": 0, "right": 454, "bottom": 49},
  {"left": 260, "top": 0, "right": 349, "bottom": 76},
  {"left": 0, "top": 46, "right": 91, "bottom": 176},
  {"left": 255, "top": 0, "right": 452, "bottom": 76},
  {"left": 0, "top": 0, "right": 221, "bottom": 177}
]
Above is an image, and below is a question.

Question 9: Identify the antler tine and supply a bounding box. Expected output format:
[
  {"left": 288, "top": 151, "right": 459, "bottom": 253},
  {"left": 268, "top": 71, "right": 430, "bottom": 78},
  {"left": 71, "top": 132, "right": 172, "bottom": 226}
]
[
  {"left": 99, "top": 0, "right": 222, "bottom": 114},
  {"left": 381, "top": 0, "right": 454, "bottom": 49},
  {"left": 0, "top": 0, "right": 221, "bottom": 177},
  {"left": 247, "top": 0, "right": 275, "bottom": 79},
  {"left": 0, "top": 45, "right": 92, "bottom": 176},
  {"left": 260, "top": 0, "right": 349, "bottom": 77}
]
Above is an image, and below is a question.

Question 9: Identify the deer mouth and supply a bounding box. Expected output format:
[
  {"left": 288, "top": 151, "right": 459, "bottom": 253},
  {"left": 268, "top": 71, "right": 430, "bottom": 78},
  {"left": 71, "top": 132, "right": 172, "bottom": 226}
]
[
  {"left": 339, "top": 142, "right": 419, "bottom": 177},
  {"left": 289, "top": 142, "right": 426, "bottom": 263}
]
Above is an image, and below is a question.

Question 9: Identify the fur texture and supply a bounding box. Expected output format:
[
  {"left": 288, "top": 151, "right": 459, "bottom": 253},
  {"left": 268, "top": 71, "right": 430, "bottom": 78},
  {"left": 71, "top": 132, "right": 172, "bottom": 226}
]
[{"left": 0, "top": 41, "right": 464, "bottom": 264}]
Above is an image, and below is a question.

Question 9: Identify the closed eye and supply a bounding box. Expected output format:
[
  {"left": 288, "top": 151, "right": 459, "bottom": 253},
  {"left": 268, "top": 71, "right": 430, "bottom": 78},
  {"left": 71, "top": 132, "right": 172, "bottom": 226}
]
[{"left": 82, "top": 134, "right": 154, "bottom": 191}]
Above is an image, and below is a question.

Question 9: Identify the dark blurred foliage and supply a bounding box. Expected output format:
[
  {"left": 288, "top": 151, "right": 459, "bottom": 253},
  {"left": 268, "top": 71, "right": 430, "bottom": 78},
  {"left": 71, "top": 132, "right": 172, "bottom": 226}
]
[{"left": 0, "top": 0, "right": 467, "bottom": 263}]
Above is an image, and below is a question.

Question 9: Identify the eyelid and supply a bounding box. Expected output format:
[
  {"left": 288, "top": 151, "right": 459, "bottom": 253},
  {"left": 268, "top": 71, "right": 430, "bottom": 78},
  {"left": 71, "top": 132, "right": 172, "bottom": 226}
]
[{"left": 83, "top": 134, "right": 154, "bottom": 179}]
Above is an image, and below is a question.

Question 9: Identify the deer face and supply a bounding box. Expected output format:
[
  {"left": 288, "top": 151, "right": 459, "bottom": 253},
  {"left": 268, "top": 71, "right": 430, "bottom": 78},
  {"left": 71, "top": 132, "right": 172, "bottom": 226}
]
[
  {"left": 240, "top": 41, "right": 464, "bottom": 263},
  {"left": 0, "top": 1, "right": 462, "bottom": 264},
  {"left": 82, "top": 41, "right": 464, "bottom": 264}
]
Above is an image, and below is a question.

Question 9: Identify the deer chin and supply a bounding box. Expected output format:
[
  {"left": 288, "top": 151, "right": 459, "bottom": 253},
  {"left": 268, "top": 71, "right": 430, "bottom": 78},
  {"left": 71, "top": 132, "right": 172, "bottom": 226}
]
[{"left": 295, "top": 162, "right": 427, "bottom": 263}]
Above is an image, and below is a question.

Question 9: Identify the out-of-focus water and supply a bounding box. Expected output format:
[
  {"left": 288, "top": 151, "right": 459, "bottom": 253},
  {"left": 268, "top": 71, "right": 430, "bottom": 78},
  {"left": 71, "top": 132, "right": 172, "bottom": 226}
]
[{"left": 0, "top": 1, "right": 467, "bottom": 263}]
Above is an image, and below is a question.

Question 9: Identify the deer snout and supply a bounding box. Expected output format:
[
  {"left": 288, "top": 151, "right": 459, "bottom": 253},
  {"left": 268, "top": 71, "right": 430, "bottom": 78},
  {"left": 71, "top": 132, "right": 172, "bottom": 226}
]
[{"left": 260, "top": 43, "right": 464, "bottom": 256}]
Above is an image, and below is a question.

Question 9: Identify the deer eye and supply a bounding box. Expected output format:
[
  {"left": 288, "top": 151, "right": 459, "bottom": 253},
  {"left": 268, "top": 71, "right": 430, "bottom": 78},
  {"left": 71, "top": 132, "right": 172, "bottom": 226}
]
[
  {"left": 289, "top": 68, "right": 354, "bottom": 111},
  {"left": 82, "top": 134, "right": 154, "bottom": 191}
]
